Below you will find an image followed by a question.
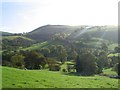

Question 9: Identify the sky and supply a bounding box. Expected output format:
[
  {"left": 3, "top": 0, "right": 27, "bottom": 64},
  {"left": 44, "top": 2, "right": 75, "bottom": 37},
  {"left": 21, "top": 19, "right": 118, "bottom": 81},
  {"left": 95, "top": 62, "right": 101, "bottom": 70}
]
[{"left": 0, "top": 0, "right": 119, "bottom": 33}]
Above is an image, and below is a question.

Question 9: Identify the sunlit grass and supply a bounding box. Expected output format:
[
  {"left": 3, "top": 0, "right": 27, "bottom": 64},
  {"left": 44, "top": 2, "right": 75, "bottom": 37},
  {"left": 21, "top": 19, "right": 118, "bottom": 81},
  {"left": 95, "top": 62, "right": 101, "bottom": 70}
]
[
  {"left": 108, "top": 43, "right": 118, "bottom": 51},
  {"left": 2, "top": 36, "right": 34, "bottom": 41},
  {"left": 108, "top": 53, "right": 120, "bottom": 57},
  {"left": 103, "top": 68, "right": 117, "bottom": 76},
  {"left": 2, "top": 66, "right": 118, "bottom": 88},
  {"left": 22, "top": 41, "right": 49, "bottom": 51}
]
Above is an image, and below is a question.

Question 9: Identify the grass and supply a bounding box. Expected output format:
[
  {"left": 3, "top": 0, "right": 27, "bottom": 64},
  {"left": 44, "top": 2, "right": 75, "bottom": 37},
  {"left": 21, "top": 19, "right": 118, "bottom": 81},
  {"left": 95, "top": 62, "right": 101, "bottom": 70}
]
[
  {"left": 108, "top": 53, "right": 120, "bottom": 57},
  {"left": 2, "top": 36, "right": 34, "bottom": 41},
  {"left": 108, "top": 43, "right": 118, "bottom": 51},
  {"left": 103, "top": 68, "right": 117, "bottom": 76},
  {"left": 22, "top": 41, "right": 49, "bottom": 51},
  {"left": 2, "top": 36, "right": 21, "bottom": 40},
  {"left": 2, "top": 66, "right": 119, "bottom": 88},
  {"left": 85, "top": 37, "right": 109, "bottom": 48}
]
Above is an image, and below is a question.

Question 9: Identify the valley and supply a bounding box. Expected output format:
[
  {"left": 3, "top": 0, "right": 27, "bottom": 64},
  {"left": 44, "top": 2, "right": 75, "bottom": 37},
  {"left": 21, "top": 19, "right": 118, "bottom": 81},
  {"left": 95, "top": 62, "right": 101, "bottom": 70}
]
[{"left": 1, "top": 25, "right": 119, "bottom": 89}]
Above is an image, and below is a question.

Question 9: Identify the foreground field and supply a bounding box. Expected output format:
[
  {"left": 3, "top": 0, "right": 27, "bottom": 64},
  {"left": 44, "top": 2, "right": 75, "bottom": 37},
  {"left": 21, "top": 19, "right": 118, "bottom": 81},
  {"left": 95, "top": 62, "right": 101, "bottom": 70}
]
[{"left": 2, "top": 66, "right": 118, "bottom": 88}]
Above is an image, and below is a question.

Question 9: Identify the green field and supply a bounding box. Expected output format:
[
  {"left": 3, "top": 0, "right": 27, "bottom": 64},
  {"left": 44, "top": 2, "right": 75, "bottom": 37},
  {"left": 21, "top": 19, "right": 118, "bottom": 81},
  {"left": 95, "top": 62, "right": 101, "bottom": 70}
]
[
  {"left": 2, "top": 36, "right": 34, "bottom": 41},
  {"left": 22, "top": 41, "right": 49, "bottom": 51},
  {"left": 2, "top": 66, "right": 118, "bottom": 88}
]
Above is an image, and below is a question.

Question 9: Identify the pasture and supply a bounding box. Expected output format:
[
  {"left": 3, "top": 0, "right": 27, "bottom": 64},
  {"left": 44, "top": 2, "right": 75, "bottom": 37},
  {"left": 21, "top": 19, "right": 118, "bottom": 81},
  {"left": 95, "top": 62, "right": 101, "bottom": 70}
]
[{"left": 2, "top": 66, "right": 118, "bottom": 88}]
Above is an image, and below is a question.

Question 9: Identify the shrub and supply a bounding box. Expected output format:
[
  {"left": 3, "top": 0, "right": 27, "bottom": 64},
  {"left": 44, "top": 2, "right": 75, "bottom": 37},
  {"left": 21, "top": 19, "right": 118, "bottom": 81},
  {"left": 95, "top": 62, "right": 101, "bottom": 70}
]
[
  {"left": 49, "top": 64, "right": 61, "bottom": 71},
  {"left": 113, "top": 63, "right": 120, "bottom": 76},
  {"left": 62, "top": 69, "right": 67, "bottom": 72},
  {"left": 11, "top": 54, "right": 25, "bottom": 68}
]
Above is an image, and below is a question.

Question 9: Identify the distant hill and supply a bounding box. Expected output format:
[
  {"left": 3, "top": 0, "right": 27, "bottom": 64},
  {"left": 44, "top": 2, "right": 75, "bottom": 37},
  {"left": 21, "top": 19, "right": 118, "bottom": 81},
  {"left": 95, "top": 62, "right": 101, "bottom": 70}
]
[
  {"left": 26, "top": 25, "right": 84, "bottom": 41},
  {"left": 1, "top": 25, "right": 118, "bottom": 51},
  {"left": 26, "top": 25, "right": 118, "bottom": 43},
  {"left": 68, "top": 26, "right": 118, "bottom": 43},
  {"left": 0, "top": 31, "right": 13, "bottom": 36}
]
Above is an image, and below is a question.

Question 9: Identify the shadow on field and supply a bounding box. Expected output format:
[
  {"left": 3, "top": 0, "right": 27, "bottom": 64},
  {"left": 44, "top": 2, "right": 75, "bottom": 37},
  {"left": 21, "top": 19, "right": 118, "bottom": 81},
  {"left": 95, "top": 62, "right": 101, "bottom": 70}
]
[{"left": 62, "top": 72, "right": 79, "bottom": 76}]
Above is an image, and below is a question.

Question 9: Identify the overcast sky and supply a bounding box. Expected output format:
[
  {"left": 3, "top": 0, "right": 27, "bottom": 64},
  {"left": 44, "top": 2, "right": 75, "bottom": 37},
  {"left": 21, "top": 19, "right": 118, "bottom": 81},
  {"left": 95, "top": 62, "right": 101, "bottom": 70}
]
[{"left": 1, "top": 0, "right": 119, "bottom": 33}]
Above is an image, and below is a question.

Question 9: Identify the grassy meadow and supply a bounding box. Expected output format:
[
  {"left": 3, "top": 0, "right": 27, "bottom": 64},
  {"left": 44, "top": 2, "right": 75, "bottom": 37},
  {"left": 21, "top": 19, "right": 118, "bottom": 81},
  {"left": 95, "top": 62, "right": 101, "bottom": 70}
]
[{"left": 2, "top": 66, "right": 119, "bottom": 88}]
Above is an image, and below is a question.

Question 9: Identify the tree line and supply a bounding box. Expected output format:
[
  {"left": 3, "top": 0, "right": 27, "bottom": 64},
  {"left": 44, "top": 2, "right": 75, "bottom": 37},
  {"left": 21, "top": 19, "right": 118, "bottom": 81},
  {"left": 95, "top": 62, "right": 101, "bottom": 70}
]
[{"left": 2, "top": 43, "right": 120, "bottom": 76}]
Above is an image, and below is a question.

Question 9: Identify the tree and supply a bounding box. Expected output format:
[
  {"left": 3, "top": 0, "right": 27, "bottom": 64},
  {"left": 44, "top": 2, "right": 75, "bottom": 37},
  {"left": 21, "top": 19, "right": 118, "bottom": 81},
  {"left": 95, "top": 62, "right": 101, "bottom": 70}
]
[
  {"left": 113, "top": 63, "right": 120, "bottom": 76},
  {"left": 114, "top": 45, "right": 120, "bottom": 53},
  {"left": 24, "top": 51, "right": 46, "bottom": 69},
  {"left": 46, "top": 58, "right": 61, "bottom": 71},
  {"left": 49, "top": 64, "right": 61, "bottom": 71},
  {"left": 101, "top": 43, "right": 108, "bottom": 52},
  {"left": 110, "top": 56, "right": 118, "bottom": 67},
  {"left": 96, "top": 42, "right": 109, "bottom": 73},
  {"left": 97, "top": 50, "right": 109, "bottom": 73},
  {"left": 56, "top": 45, "right": 68, "bottom": 63},
  {"left": 75, "top": 48, "right": 98, "bottom": 75},
  {"left": 68, "top": 47, "right": 78, "bottom": 60},
  {"left": 75, "top": 56, "right": 83, "bottom": 73},
  {"left": 49, "top": 45, "right": 57, "bottom": 57},
  {"left": 82, "top": 33, "right": 92, "bottom": 41},
  {"left": 113, "top": 54, "right": 120, "bottom": 76},
  {"left": 11, "top": 54, "right": 25, "bottom": 68},
  {"left": 40, "top": 48, "right": 50, "bottom": 57},
  {"left": 2, "top": 50, "right": 15, "bottom": 66},
  {"left": 52, "top": 33, "right": 67, "bottom": 40}
]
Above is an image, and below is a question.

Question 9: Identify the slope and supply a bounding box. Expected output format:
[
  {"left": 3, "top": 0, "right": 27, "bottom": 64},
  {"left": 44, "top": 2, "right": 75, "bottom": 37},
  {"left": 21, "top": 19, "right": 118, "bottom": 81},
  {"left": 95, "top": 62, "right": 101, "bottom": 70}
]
[
  {"left": 2, "top": 36, "right": 35, "bottom": 50},
  {"left": 26, "top": 25, "right": 84, "bottom": 41}
]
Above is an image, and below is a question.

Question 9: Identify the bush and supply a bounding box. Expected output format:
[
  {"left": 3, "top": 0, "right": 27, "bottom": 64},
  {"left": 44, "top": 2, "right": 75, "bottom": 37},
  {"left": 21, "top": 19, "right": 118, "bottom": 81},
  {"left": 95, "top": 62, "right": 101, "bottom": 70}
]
[
  {"left": 11, "top": 54, "right": 25, "bottom": 68},
  {"left": 23, "top": 51, "right": 47, "bottom": 69},
  {"left": 62, "top": 69, "right": 67, "bottom": 72},
  {"left": 113, "top": 63, "right": 120, "bottom": 76},
  {"left": 49, "top": 64, "right": 61, "bottom": 71},
  {"left": 67, "top": 65, "right": 72, "bottom": 72}
]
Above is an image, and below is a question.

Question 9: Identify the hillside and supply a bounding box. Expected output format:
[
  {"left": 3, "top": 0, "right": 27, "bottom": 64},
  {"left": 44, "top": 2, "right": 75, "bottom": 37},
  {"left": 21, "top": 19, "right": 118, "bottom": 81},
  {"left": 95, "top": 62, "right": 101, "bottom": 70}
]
[
  {"left": 1, "top": 25, "right": 117, "bottom": 52},
  {"left": 26, "top": 25, "right": 84, "bottom": 41},
  {"left": 2, "top": 36, "right": 34, "bottom": 41},
  {"left": 2, "top": 66, "right": 118, "bottom": 88},
  {"left": 0, "top": 31, "right": 13, "bottom": 36},
  {"left": 26, "top": 25, "right": 118, "bottom": 43},
  {"left": 2, "top": 36, "right": 35, "bottom": 50},
  {"left": 68, "top": 26, "right": 118, "bottom": 43},
  {"left": 21, "top": 40, "right": 72, "bottom": 51},
  {"left": 22, "top": 41, "right": 49, "bottom": 51}
]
